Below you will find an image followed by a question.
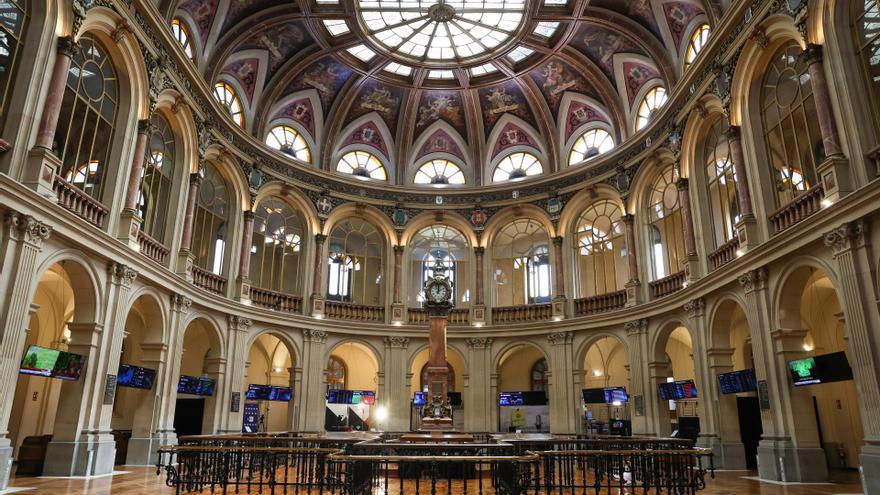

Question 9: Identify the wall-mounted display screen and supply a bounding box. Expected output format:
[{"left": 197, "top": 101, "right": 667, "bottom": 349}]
[
  {"left": 19, "top": 345, "right": 87, "bottom": 381},
  {"left": 246, "top": 384, "right": 292, "bottom": 401},
  {"left": 789, "top": 351, "right": 853, "bottom": 387},
  {"left": 604, "top": 387, "right": 628, "bottom": 403},
  {"left": 582, "top": 388, "right": 606, "bottom": 404},
  {"left": 178, "top": 375, "right": 215, "bottom": 396},
  {"left": 499, "top": 392, "right": 523, "bottom": 406},
  {"left": 583, "top": 387, "right": 628, "bottom": 404},
  {"left": 117, "top": 364, "right": 157, "bottom": 390},
  {"left": 717, "top": 369, "right": 757, "bottom": 394},
  {"left": 448, "top": 391, "right": 461, "bottom": 406},
  {"left": 658, "top": 380, "right": 698, "bottom": 400},
  {"left": 413, "top": 392, "right": 427, "bottom": 406},
  {"left": 327, "top": 389, "right": 376, "bottom": 404}
]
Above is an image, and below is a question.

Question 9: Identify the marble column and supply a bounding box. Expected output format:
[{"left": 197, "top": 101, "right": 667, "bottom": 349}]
[
  {"left": 705, "top": 347, "right": 747, "bottom": 469},
  {"left": 126, "top": 342, "right": 168, "bottom": 465},
  {"left": 684, "top": 299, "right": 720, "bottom": 452},
  {"left": 676, "top": 178, "right": 700, "bottom": 279},
  {"left": 551, "top": 237, "right": 566, "bottom": 319},
  {"left": 382, "top": 336, "right": 410, "bottom": 431},
  {"left": 201, "top": 357, "right": 228, "bottom": 434},
  {"left": 391, "top": 246, "right": 405, "bottom": 323},
  {"left": 287, "top": 366, "right": 302, "bottom": 431},
  {"left": 34, "top": 37, "right": 76, "bottom": 150},
  {"left": 474, "top": 247, "right": 485, "bottom": 306},
  {"left": 236, "top": 211, "right": 254, "bottom": 301},
  {"left": 824, "top": 220, "right": 880, "bottom": 494},
  {"left": 154, "top": 294, "right": 191, "bottom": 445},
  {"left": 179, "top": 173, "right": 203, "bottom": 252},
  {"left": 310, "top": 234, "right": 327, "bottom": 317},
  {"left": 297, "top": 330, "right": 328, "bottom": 432},
  {"left": 725, "top": 126, "right": 760, "bottom": 249},
  {"left": 0, "top": 212, "right": 51, "bottom": 489},
  {"left": 118, "top": 119, "right": 153, "bottom": 246},
  {"left": 622, "top": 215, "right": 641, "bottom": 306}
]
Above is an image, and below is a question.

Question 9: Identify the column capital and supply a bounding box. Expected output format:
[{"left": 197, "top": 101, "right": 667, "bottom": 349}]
[
  {"left": 675, "top": 177, "right": 689, "bottom": 191},
  {"left": 137, "top": 118, "right": 155, "bottom": 136},
  {"left": 738, "top": 267, "right": 768, "bottom": 293},
  {"left": 57, "top": 36, "right": 77, "bottom": 57},
  {"left": 547, "top": 331, "right": 573, "bottom": 345},
  {"left": 465, "top": 337, "right": 493, "bottom": 349},
  {"left": 393, "top": 244, "right": 405, "bottom": 255},
  {"left": 383, "top": 336, "right": 410, "bottom": 348},
  {"left": 108, "top": 262, "right": 138, "bottom": 288},
  {"left": 823, "top": 219, "right": 868, "bottom": 255},
  {"left": 625, "top": 318, "right": 648, "bottom": 335},
  {"left": 227, "top": 314, "right": 252, "bottom": 332},
  {"left": 552, "top": 236, "right": 564, "bottom": 246},
  {"left": 315, "top": 233, "right": 328, "bottom": 244},
  {"left": 474, "top": 246, "right": 485, "bottom": 256},
  {"left": 243, "top": 210, "right": 255, "bottom": 221},
  {"left": 189, "top": 172, "right": 203, "bottom": 187},
  {"left": 799, "top": 43, "right": 823, "bottom": 66},
  {"left": 724, "top": 125, "right": 741, "bottom": 141},
  {"left": 683, "top": 298, "right": 705, "bottom": 318},
  {"left": 622, "top": 213, "right": 635, "bottom": 225},
  {"left": 5, "top": 210, "right": 52, "bottom": 247},
  {"left": 303, "top": 328, "right": 327, "bottom": 344},
  {"left": 170, "top": 293, "right": 192, "bottom": 313}
]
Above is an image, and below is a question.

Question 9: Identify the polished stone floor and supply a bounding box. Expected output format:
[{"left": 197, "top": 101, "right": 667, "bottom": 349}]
[{"left": 4, "top": 466, "right": 864, "bottom": 494}]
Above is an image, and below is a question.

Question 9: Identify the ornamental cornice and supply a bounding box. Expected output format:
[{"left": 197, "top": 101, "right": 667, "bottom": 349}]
[
  {"left": 823, "top": 219, "right": 868, "bottom": 256},
  {"left": 383, "top": 336, "right": 410, "bottom": 348},
  {"left": 5, "top": 210, "right": 52, "bottom": 247}
]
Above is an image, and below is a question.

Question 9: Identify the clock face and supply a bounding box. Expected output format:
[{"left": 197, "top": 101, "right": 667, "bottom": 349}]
[{"left": 429, "top": 283, "right": 450, "bottom": 303}]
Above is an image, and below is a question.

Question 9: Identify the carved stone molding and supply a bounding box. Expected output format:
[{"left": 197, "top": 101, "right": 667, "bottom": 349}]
[
  {"left": 683, "top": 298, "right": 705, "bottom": 318},
  {"left": 108, "top": 262, "right": 138, "bottom": 288},
  {"left": 383, "top": 336, "right": 410, "bottom": 348},
  {"left": 303, "top": 329, "right": 328, "bottom": 344},
  {"left": 5, "top": 210, "right": 52, "bottom": 248},
  {"left": 547, "top": 332, "right": 573, "bottom": 345},
  {"left": 171, "top": 293, "right": 192, "bottom": 313},
  {"left": 738, "top": 267, "right": 768, "bottom": 293},
  {"left": 823, "top": 219, "right": 868, "bottom": 256},
  {"left": 625, "top": 318, "right": 648, "bottom": 335},
  {"left": 227, "top": 314, "right": 253, "bottom": 332},
  {"left": 465, "top": 337, "right": 493, "bottom": 349}
]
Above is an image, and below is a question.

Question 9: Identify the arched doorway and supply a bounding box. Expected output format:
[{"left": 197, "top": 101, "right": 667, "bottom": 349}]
[
  {"left": 651, "top": 324, "right": 698, "bottom": 439},
  {"left": 496, "top": 344, "right": 550, "bottom": 433},
  {"left": 245, "top": 333, "right": 296, "bottom": 432},
  {"left": 324, "top": 342, "right": 379, "bottom": 431},
  {"left": 173, "top": 318, "right": 224, "bottom": 436},
  {"left": 409, "top": 346, "right": 466, "bottom": 430},
  {"left": 580, "top": 336, "right": 630, "bottom": 434}
]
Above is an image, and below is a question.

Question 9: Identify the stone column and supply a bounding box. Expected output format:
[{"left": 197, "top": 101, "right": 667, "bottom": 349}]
[
  {"left": 622, "top": 215, "right": 641, "bottom": 307},
  {"left": 310, "top": 234, "right": 327, "bottom": 317},
  {"left": 823, "top": 220, "right": 880, "bottom": 493},
  {"left": 647, "top": 360, "right": 672, "bottom": 437},
  {"left": 154, "top": 294, "right": 191, "bottom": 445},
  {"left": 551, "top": 237, "right": 566, "bottom": 319},
  {"left": 297, "top": 330, "right": 328, "bottom": 432},
  {"left": 177, "top": 172, "right": 203, "bottom": 281},
  {"left": 683, "top": 299, "right": 721, "bottom": 451},
  {"left": 25, "top": 37, "right": 77, "bottom": 196},
  {"left": 287, "top": 366, "right": 302, "bottom": 431},
  {"left": 201, "top": 357, "right": 228, "bottom": 434},
  {"left": 800, "top": 44, "right": 851, "bottom": 200},
  {"left": 236, "top": 211, "right": 254, "bottom": 302},
  {"left": 464, "top": 338, "right": 493, "bottom": 432},
  {"left": 0, "top": 212, "right": 51, "bottom": 489},
  {"left": 220, "top": 315, "right": 251, "bottom": 433},
  {"left": 546, "top": 332, "right": 577, "bottom": 433},
  {"left": 625, "top": 319, "right": 651, "bottom": 435},
  {"left": 725, "top": 126, "right": 759, "bottom": 250},
  {"left": 118, "top": 119, "right": 153, "bottom": 247},
  {"left": 472, "top": 247, "right": 486, "bottom": 324},
  {"left": 382, "top": 336, "right": 410, "bottom": 431},
  {"left": 676, "top": 178, "right": 701, "bottom": 280},
  {"left": 705, "top": 347, "right": 747, "bottom": 469},
  {"left": 126, "top": 342, "right": 168, "bottom": 465},
  {"left": 390, "top": 246, "right": 405, "bottom": 324}
]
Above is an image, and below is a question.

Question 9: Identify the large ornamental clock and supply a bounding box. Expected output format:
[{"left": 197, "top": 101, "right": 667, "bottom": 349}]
[{"left": 423, "top": 255, "right": 453, "bottom": 315}]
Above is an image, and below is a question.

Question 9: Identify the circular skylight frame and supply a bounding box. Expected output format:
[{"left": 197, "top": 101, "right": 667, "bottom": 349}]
[{"left": 355, "top": 0, "right": 529, "bottom": 65}]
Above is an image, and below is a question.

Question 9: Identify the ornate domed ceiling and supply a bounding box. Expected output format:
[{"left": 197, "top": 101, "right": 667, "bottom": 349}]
[{"left": 170, "top": 0, "right": 721, "bottom": 186}]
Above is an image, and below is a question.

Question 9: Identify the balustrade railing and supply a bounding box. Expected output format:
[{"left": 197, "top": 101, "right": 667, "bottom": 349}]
[
  {"left": 574, "top": 290, "right": 627, "bottom": 316},
  {"left": 52, "top": 175, "right": 109, "bottom": 228},
  {"left": 769, "top": 185, "right": 825, "bottom": 234},
  {"left": 708, "top": 237, "right": 740, "bottom": 271},
  {"left": 324, "top": 301, "right": 385, "bottom": 322},
  {"left": 191, "top": 266, "right": 227, "bottom": 295},
  {"left": 249, "top": 286, "right": 302, "bottom": 313},
  {"left": 648, "top": 271, "right": 686, "bottom": 299},
  {"left": 492, "top": 303, "right": 552, "bottom": 324},
  {"left": 136, "top": 229, "right": 169, "bottom": 265},
  {"left": 407, "top": 307, "right": 469, "bottom": 325}
]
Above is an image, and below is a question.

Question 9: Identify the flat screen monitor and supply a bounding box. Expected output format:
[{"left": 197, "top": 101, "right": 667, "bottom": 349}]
[
  {"left": 117, "top": 364, "right": 157, "bottom": 390},
  {"left": 717, "top": 369, "right": 758, "bottom": 394},
  {"left": 178, "top": 375, "right": 214, "bottom": 396},
  {"left": 327, "top": 389, "right": 373, "bottom": 404},
  {"left": 448, "top": 391, "right": 461, "bottom": 406},
  {"left": 19, "top": 345, "right": 86, "bottom": 381},
  {"left": 413, "top": 392, "right": 427, "bottom": 406},
  {"left": 361, "top": 391, "right": 376, "bottom": 405},
  {"left": 789, "top": 351, "right": 853, "bottom": 386},
  {"left": 196, "top": 377, "right": 215, "bottom": 396},
  {"left": 522, "top": 391, "right": 548, "bottom": 406},
  {"left": 268, "top": 386, "right": 292, "bottom": 401},
  {"left": 246, "top": 384, "right": 271, "bottom": 400},
  {"left": 582, "top": 388, "right": 606, "bottom": 404},
  {"left": 658, "top": 380, "right": 698, "bottom": 400},
  {"left": 498, "top": 392, "right": 524, "bottom": 406},
  {"left": 604, "top": 387, "right": 628, "bottom": 403}
]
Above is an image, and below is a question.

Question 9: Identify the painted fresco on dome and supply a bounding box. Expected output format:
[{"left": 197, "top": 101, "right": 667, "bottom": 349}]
[
  {"left": 529, "top": 58, "right": 597, "bottom": 115},
  {"left": 178, "top": 0, "right": 219, "bottom": 44},
  {"left": 286, "top": 57, "right": 352, "bottom": 115},
  {"left": 590, "top": 0, "right": 660, "bottom": 37},
  {"left": 235, "top": 22, "right": 311, "bottom": 81},
  {"left": 564, "top": 100, "right": 609, "bottom": 143},
  {"left": 478, "top": 81, "right": 534, "bottom": 136},
  {"left": 663, "top": 2, "right": 706, "bottom": 51},
  {"left": 270, "top": 98, "right": 316, "bottom": 136},
  {"left": 622, "top": 61, "right": 662, "bottom": 105},
  {"left": 342, "top": 121, "right": 389, "bottom": 157},
  {"left": 416, "top": 128, "right": 466, "bottom": 163},
  {"left": 415, "top": 91, "right": 466, "bottom": 139},
  {"left": 348, "top": 80, "right": 404, "bottom": 134},
  {"left": 222, "top": 0, "right": 284, "bottom": 32},
  {"left": 490, "top": 122, "right": 539, "bottom": 160},
  {"left": 221, "top": 58, "right": 259, "bottom": 103},
  {"left": 571, "top": 24, "right": 644, "bottom": 84}
]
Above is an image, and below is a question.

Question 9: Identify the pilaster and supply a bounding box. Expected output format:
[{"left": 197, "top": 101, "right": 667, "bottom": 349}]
[
  {"left": 220, "top": 315, "right": 252, "bottom": 433},
  {"left": 382, "top": 336, "right": 410, "bottom": 431},
  {"left": 464, "top": 337, "right": 493, "bottom": 432},
  {"left": 546, "top": 332, "right": 576, "bottom": 433},
  {"left": 297, "top": 329, "right": 328, "bottom": 431},
  {"left": 625, "top": 319, "right": 651, "bottom": 435}
]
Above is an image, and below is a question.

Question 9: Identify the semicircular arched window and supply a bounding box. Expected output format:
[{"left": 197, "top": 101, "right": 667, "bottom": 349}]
[
  {"left": 171, "top": 18, "right": 195, "bottom": 61},
  {"left": 684, "top": 23, "right": 710, "bottom": 70},
  {"left": 266, "top": 125, "right": 311, "bottom": 162},
  {"left": 250, "top": 198, "right": 305, "bottom": 295},
  {"left": 409, "top": 225, "right": 471, "bottom": 307},
  {"left": 569, "top": 128, "right": 615, "bottom": 165},
  {"left": 138, "top": 112, "right": 176, "bottom": 242},
  {"left": 636, "top": 86, "right": 667, "bottom": 131},
  {"left": 492, "top": 152, "right": 543, "bottom": 183},
  {"left": 213, "top": 81, "right": 244, "bottom": 127},
  {"left": 193, "top": 162, "right": 232, "bottom": 275},
  {"left": 0, "top": 0, "right": 25, "bottom": 126},
  {"left": 492, "top": 218, "right": 551, "bottom": 305},
  {"left": 574, "top": 199, "right": 627, "bottom": 297},
  {"left": 414, "top": 159, "right": 465, "bottom": 185},
  {"left": 327, "top": 218, "right": 385, "bottom": 304},
  {"left": 336, "top": 151, "right": 388, "bottom": 180},
  {"left": 647, "top": 166, "right": 686, "bottom": 281}
]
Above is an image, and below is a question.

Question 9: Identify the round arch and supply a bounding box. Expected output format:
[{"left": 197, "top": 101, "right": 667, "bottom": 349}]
[
  {"left": 123, "top": 286, "right": 169, "bottom": 344},
  {"left": 252, "top": 182, "right": 321, "bottom": 237},
  {"left": 574, "top": 331, "right": 629, "bottom": 368},
  {"left": 482, "top": 204, "right": 556, "bottom": 248},
  {"left": 29, "top": 250, "right": 104, "bottom": 324},
  {"left": 321, "top": 202, "right": 397, "bottom": 242},
  {"left": 245, "top": 328, "right": 303, "bottom": 367},
  {"left": 771, "top": 255, "right": 841, "bottom": 330},
  {"left": 399, "top": 212, "right": 478, "bottom": 249},
  {"left": 557, "top": 184, "right": 626, "bottom": 237}
]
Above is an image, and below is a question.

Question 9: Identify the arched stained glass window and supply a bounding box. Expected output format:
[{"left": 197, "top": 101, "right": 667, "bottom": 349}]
[
  {"left": 853, "top": 2, "right": 880, "bottom": 135},
  {"left": 684, "top": 24, "right": 710, "bottom": 70},
  {"left": 57, "top": 35, "right": 118, "bottom": 200},
  {"left": 266, "top": 125, "right": 311, "bottom": 162},
  {"left": 336, "top": 151, "right": 387, "bottom": 180},
  {"left": 760, "top": 43, "right": 820, "bottom": 207},
  {"left": 171, "top": 18, "right": 194, "bottom": 61},
  {"left": 327, "top": 218, "right": 384, "bottom": 304},
  {"left": 139, "top": 113, "right": 176, "bottom": 241},
  {"left": 569, "top": 128, "right": 614, "bottom": 165},
  {"left": 192, "top": 163, "right": 231, "bottom": 275},
  {"left": 574, "top": 200, "right": 627, "bottom": 297},
  {"left": 647, "top": 166, "right": 686, "bottom": 281},
  {"left": 213, "top": 81, "right": 244, "bottom": 127},
  {"left": 492, "top": 218, "right": 551, "bottom": 305},
  {"left": 250, "top": 198, "right": 305, "bottom": 294},
  {"left": 702, "top": 118, "right": 740, "bottom": 247},
  {"left": 636, "top": 86, "right": 667, "bottom": 131},
  {"left": 492, "top": 152, "right": 543, "bottom": 183},
  {"left": 0, "top": 0, "right": 26, "bottom": 124},
  {"left": 409, "top": 225, "right": 471, "bottom": 307},
  {"left": 414, "top": 159, "right": 465, "bottom": 185}
]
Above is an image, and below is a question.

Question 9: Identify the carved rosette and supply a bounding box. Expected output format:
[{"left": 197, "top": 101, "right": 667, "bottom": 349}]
[
  {"left": 303, "top": 329, "right": 328, "bottom": 344},
  {"left": 625, "top": 318, "right": 648, "bottom": 335},
  {"left": 383, "top": 336, "right": 410, "bottom": 349},
  {"left": 738, "top": 267, "right": 768, "bottom": 293},
  {"left": 6, "top": 211, "right": 52, "bottom": 248},
  {"left": 823, "top": 220, "right": 867, "bottom": 256},
  {"left": 465, "top": 337, "right": 493, "bottom": 349}
]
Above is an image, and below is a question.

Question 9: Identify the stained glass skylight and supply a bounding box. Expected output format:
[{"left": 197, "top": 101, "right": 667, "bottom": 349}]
[{"left": 356, "top": 0, "right": 527, "bottom": 62}]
